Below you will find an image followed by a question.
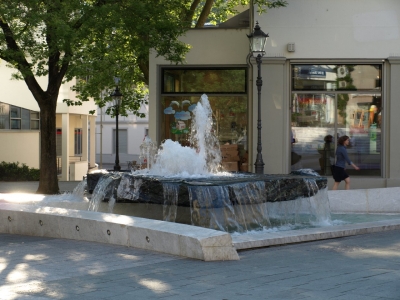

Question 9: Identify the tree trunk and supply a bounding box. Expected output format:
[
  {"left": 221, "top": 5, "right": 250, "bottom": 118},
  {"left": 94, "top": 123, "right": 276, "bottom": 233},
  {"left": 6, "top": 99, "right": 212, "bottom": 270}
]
[
  {"left": 195, "top": 0, "right": 214, "bottom": 28},
  {"left": 36, "top": 97, "right": 60, "bottom": 194}
]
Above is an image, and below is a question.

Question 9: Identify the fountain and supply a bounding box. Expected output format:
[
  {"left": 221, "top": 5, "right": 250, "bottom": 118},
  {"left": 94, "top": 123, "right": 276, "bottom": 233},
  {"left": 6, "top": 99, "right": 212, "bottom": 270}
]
[{"left": 87, "top": 94, "right": 330, "bottom": 233}]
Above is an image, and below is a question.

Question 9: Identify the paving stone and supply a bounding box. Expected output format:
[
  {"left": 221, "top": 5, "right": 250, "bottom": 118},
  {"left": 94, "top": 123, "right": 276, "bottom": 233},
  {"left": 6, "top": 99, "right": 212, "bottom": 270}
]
[{"left": 1, "top": 227, "right": 400, "bottom": 299}]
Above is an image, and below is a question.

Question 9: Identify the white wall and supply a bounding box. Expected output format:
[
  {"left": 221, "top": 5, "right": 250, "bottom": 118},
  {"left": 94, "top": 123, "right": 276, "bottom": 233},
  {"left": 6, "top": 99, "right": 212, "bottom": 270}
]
[
  {"left": 256, "top": 0, "right": 400, "bottom": 59},
  {"left": 95, "top": 104, "right": 149, "bottom": 167},
  {"left": 0, "top": 132, "right": 40, "bottom": 168},
  {"left": 0, "top": 64, "right": 40, "bottom": 111},
  {"left": 1, "top": 61, "right": 98, "bottom": 179}
]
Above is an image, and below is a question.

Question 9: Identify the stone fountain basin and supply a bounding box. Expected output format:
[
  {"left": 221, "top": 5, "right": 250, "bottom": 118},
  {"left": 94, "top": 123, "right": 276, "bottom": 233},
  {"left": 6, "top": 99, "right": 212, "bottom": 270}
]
[{"left": 87, "top": 171, "right": 328, "bottom": 206}]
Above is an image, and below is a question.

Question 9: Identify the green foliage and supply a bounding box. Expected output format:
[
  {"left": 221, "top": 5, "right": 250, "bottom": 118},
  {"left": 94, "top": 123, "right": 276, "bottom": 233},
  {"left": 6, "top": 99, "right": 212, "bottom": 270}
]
[
  {"left": 0, "top": 0, "right": 287, "bottom": 118},
  {"left": 191, "top": 0, "right": 287, "bottom": 27},
  {"left": 0, "top": 0, "right": 190, "bottom": 118},
  {"left": 0, "top": 161, "right": 40, "bottom": 181}
]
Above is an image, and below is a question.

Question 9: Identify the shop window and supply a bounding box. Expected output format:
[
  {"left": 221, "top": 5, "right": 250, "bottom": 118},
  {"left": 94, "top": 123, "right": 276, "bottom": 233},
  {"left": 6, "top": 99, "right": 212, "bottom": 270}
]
[
  {"left": 160, "top": 67, "right": 248, "bottom": 171},
  {"left": 162, "top": 68, "right": 247, "bottom": 94},
  {"left": 291, "top": 64, "right": 382, "bottom": 177}
]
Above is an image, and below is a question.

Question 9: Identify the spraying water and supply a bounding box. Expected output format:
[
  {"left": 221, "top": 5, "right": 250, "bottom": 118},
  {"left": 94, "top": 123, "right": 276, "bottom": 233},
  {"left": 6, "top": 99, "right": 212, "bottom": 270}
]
[{"left": 134, "top": 94, "right": 226, "bottom": 177}]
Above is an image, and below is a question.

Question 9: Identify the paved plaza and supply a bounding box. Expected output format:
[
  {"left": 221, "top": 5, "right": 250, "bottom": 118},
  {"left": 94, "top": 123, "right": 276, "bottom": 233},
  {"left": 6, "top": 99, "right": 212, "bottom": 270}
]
[
  {"left": 0, "top": 231, "right": 399, "bottom": 299},
  {"left": 0, "top": 181, "right": 399, "bottom": 299}
]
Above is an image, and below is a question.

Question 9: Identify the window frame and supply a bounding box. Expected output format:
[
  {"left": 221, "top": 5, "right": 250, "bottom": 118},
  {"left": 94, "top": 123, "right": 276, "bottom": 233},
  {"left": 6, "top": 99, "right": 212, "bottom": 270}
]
[
  {"left": 161, "top": 66, "right": 248, "bottom": 94},
  {"left": 290, "top": 62, "right": 384, "bottom": 177}
]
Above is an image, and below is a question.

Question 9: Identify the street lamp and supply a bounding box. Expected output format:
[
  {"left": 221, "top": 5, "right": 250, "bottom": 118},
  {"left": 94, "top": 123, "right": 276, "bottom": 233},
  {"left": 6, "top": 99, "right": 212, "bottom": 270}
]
[
  {"left": 111, "top": 83, "right": 123, "bottom": 171},
  {"left": 247, "top": 21, "right": 269, "bottom": 174}
]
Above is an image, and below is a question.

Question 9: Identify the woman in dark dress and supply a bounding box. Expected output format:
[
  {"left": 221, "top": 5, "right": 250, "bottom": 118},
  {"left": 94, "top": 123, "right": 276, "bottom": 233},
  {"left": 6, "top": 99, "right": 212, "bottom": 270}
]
[{"left": 332, "top": 135, "right": 360, "bottom": 190}]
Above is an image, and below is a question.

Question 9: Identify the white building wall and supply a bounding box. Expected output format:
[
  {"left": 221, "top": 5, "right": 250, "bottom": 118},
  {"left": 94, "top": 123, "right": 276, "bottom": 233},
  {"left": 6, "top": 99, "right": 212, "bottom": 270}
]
[
  {"left": 1, "top": 61, "right": 98, "bottom": 179},
  {"left": 95, "top": 104, "right": 149, "bottom": 169},
  {"left": 257, "top": 0, "right": 400, "bottom": 59},
  {"left": 0, "top": 132, "right": 40, "bottom": 168}
]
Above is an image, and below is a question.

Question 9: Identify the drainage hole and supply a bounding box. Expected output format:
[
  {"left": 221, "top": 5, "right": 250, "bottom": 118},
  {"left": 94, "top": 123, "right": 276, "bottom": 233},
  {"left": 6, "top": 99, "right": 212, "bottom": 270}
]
[
  {"left": 146, "top": 236, "right": 150, "bottom": 243},
  {"left": 39, "top": 220, "right": 43, "bottom": 226},
  {"left": 76, "top": 225, "right": 80, "bottom": 231},
  {"left": 107, "top": 230, "right": 111, "bottom": 236},
  {"left": 7, "top": 216, "right": 11, "bottom": 222}
]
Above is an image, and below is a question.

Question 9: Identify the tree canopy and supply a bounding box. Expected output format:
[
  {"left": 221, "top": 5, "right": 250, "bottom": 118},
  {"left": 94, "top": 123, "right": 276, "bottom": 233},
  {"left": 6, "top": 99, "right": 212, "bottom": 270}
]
[{"left": 0, "top": 0, "right": 286, "bottom": 194}]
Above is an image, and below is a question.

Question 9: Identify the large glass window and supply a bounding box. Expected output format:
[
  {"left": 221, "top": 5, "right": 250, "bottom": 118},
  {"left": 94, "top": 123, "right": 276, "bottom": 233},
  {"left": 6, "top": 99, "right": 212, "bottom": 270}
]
[
  {"left": 161, "top": 67, "right": 248, "bottom": 171},
  {"left": 162, "top": 68, "right": 246, "bottom": 93},
  {"left": 291, "top": 64, "right": 382, "bottom": 177}
]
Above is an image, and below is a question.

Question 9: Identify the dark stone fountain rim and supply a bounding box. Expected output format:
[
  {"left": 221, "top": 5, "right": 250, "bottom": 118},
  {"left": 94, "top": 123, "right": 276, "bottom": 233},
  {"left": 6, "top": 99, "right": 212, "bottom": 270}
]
[{"left": 127, "top": 172, "right": 326, "bottom": 187}]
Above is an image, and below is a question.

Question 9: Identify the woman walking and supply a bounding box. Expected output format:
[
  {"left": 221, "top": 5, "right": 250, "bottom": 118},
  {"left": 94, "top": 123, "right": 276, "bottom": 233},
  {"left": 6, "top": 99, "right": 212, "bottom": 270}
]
[{"left": 332, "top": 135, "right": 359, "bottom": 190}]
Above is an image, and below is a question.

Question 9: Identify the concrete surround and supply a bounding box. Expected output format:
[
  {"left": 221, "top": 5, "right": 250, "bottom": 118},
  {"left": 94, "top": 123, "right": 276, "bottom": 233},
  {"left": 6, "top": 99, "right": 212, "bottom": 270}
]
[
  {"left": 328, "top": 188, "right": 400, "bottom": 213},
  {"left": 0, "top": 203, "right": 239, "bottom": 262},
  {"left": 0, "top": 187, "right": 399, "bottom": 261}
]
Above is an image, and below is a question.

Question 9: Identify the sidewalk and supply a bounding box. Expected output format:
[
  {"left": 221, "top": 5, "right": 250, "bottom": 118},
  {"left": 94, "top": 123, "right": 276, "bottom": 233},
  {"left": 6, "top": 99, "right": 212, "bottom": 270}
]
[
  {"left": 0, "top": 181, "right": 82, "bottom": 194},
  {"left": 0, "top": 182, "right": 399, "bottom": 298},
  {"left": 0, "top": 229, "right": 399, "bottom": 299}
]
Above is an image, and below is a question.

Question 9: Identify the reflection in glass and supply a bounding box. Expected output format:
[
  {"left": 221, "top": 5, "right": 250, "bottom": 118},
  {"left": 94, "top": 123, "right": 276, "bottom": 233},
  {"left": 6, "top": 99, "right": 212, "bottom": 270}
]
[
  {"left": 291, "top": 93, "right": 381, "bottom": 176},
  {"left": 10, "top": 106, "right": 20, "bottom": 118},
  {"left": 11, "top": 119, "right": 20, "bottom": 129},
  {"left": 161, "top": 96, "right": 248, "bottom": 148},
  {"left": 340, "top": 94, "right": 381, "bottom": 176},
  {"left": 21, "top": 108, "right": 30, "bottom": 129},
  {"left": 292, "top": 64, "right": 381, "bottom": 91},
  {"left": 0, "top": 103, "right": 10, "bottom": 129},
  {"left": 291, "top": 93, "right": 336, "bottom": 176},
  {"left": 162, "top": 68, "right": 246, "bottom": 93}
]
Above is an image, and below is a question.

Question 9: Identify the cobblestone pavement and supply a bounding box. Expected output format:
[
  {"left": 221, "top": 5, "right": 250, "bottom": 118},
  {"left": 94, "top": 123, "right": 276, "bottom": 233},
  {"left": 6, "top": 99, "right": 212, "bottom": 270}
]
[{"left": 0, "top": 230, "right": 399, "bottom": 299}]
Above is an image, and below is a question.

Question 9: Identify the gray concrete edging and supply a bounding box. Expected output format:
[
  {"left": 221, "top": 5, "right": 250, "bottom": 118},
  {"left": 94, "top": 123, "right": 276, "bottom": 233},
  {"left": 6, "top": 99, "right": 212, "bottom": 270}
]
[
  {"left": 232, "top": 218, "right": 400, "bottom": 250},
  {"left": 0, "top": 203, "right": 239, "bottom": 261}
]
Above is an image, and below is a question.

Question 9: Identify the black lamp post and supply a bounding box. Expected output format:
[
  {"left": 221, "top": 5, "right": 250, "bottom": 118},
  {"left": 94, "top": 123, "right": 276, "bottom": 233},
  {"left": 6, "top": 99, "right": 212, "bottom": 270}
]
[
  {"left": 111, "top": 83, "right": 123, "bottom": 171},
  {"left": 247, "top": 21, "right": 269, "bottom": 174}
]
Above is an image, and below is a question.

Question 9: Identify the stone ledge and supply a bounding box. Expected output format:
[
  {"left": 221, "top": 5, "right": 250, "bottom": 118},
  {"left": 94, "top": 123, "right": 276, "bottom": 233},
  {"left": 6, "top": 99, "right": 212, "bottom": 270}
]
[
  {"left": 0, "top": 203, "right": 239, "bottom": 261},
  {"left": 328, "top": 187, "right": 400, "bottom": 213},
  {"left": 232, "top": 218, "right": 400, "bottom": 250}
]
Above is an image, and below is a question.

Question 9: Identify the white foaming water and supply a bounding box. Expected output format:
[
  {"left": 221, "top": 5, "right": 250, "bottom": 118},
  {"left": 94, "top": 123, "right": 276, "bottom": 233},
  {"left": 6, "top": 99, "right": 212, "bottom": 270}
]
[{"left": 134, "top": 94, "right": 229, "bottom": 178}]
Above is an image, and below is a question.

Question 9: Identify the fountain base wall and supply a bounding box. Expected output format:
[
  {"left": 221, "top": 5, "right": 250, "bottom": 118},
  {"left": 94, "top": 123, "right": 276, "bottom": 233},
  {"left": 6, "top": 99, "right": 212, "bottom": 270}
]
[
  {"left": 0, "top": 203, "right": 239, "bottom": 261},
  {"left": 86, "top": 170, "right": 330, "bottom": 233}
]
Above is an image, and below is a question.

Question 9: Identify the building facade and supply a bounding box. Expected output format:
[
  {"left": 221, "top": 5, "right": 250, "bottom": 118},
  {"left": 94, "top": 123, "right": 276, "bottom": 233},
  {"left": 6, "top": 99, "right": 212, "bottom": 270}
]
[
  {"left": 149, "top": 0, "right": 400, "bottom": 189},
  {"left": 0, "top": 63, "right": 97, "bottom": 181},
  {"left": 95, "top": 103, "right": 149, "bottom": 170}
]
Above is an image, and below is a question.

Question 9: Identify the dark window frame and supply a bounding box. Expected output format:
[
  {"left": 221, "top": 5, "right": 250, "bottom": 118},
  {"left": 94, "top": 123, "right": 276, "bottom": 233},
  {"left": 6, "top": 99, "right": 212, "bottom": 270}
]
[{"left": 161, "top": 67, "right": 248, "bottom": 94}]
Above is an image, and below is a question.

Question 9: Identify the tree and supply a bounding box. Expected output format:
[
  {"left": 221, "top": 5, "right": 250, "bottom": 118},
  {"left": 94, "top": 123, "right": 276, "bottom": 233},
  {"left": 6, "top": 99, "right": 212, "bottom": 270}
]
[
  {"left": 0, "top": 0, "right": 286, "bottom": 194},
  {"left": 189, "top": 0, "right": 287, "bottom": 28},
  {"left": 0, "top": 0, "right": 190, "bottom": 194}
]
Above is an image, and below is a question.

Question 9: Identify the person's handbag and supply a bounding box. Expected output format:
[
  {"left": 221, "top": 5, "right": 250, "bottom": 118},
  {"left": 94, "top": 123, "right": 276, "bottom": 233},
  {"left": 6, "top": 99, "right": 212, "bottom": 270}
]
[{"left": 330, "top": 165, "right": 335, "bottom": 175}]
